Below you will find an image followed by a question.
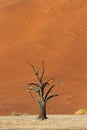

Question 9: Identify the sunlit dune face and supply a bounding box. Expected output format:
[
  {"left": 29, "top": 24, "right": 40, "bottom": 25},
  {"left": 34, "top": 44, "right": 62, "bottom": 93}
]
[{"left": 0, "top": 0, "right": 87, "bottom": 115}]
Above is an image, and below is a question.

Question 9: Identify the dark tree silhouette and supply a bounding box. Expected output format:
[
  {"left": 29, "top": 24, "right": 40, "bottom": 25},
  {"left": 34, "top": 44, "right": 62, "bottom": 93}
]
[{"left": 26, "top": 61, "right": 58, "bottom": 120}]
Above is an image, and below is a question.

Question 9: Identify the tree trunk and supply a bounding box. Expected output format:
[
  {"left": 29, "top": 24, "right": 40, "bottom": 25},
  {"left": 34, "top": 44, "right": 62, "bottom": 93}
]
[{"left": 38, "top": 100, "right": 47, "bottom": 120}]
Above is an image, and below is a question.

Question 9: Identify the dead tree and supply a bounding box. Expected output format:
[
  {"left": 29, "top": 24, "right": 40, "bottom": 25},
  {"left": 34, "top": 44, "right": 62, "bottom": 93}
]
[{"left": 26, "top": 61, "right": 58, "bottom": 120}]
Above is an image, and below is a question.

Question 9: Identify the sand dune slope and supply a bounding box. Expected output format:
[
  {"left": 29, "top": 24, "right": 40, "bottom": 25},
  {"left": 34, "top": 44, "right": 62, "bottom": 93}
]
[{"left": 0, "top": 0, "right": 87, "bottom": 115}]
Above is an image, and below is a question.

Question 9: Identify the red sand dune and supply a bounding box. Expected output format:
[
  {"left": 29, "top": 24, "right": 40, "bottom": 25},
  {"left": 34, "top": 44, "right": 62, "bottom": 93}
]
[{"left": 0, "top": 0, "right": 87, "bottom": 115}]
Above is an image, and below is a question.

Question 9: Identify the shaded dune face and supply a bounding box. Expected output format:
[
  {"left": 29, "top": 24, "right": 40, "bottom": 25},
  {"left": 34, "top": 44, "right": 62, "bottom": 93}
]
[{"left": 0, "top": 0, "right": 87, "bottom": 115}]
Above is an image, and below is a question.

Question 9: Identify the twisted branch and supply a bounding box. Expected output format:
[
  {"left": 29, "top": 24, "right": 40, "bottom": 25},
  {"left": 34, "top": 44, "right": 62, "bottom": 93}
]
[
  {"left": 46, "top": 94, "right": 58, "bottom": 102},
  {"left": 26, "top": 61, "right": 40, "bottom": 83},
  {"left": 40, "top": 61, "right": 45, "bottom": 82},
  {"left": 45, "top": 85, "right": 55, "bottom": 100}
]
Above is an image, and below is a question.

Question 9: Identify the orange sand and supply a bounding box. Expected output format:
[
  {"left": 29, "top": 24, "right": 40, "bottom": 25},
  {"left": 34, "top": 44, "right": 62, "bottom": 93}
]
[{"left": 0, "top": 0, "right": 87, "bottom": 115}]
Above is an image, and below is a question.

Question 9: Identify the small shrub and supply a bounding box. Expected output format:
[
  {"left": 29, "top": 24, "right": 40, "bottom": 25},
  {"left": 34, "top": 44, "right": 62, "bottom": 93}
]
[
  {"left": 11, "top": 111, "right": 29, "bottom": 116},
  {"left": 11, "top": 112, "right": 22, "bottom": 116},
  {"left": 74, "top": 109, "right": 87, "bottom": 115},
  {"left": 22, "top": 112, "right": 29, "bottom": 116}
]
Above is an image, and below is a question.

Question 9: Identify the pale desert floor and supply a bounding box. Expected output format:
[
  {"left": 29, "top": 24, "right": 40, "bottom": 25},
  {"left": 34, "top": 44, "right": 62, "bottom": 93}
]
[
  {"left": 0, "top": 115, "right": 87, "bottom": 130},
  {"left": 0, "top": 0, "right": 87, "bottom": 115}
]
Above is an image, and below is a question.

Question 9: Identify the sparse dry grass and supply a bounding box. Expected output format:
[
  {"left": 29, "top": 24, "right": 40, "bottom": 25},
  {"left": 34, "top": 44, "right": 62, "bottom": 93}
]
[
  {"left": 75, "top": 109, "right": 87, "bottom": 115},
  {"left": 11, "top": 111, "right": 29, "bottom": 116}
]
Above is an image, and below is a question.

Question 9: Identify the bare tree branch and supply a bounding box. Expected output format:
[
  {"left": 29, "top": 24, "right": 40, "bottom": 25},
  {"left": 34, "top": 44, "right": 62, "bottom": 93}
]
[
  {"left": 29, "top": 89, "right": 39, "bottom": 104},
  {"left": 26, "top": 61, "right": 40, "bottom": 83},
  {"left": 27, "top": 86, "right": 39, "bottom": 93},
  {"left": 28, "top": 83, "right": 38, "bottom": 87},
  {"left": 46, "top": 94, "right": 58, "bottom": 102},
  {"left": 45, "top": 85, "right": 55, "bottom": 100},
  {"left": 37, "top": 67, "right": 40, "bottom": 75},
  {"left": 46, "top": 78, "right": 55, "bottom": 84},
  {"left": 40, "top": 61, "right": 45, "bottom": 82},
  {"left": 42, "top": 78, "right": 55, "bottom": 90},
  {"left": 42, "top": 82, "right": 49, "bottom": 89}
]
